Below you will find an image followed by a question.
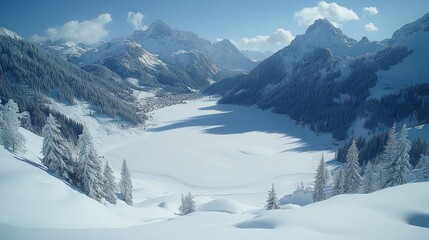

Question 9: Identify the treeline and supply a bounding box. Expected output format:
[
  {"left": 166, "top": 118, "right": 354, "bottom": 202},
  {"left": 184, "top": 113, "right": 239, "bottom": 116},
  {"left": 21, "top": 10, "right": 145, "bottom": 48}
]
[
  {"left": 337, "top": 133, "right": 429, "bottom": 167},
  {"left": 0, "top": 36, "right": 144, "bottom": 133},
  {"left": 364, "top": 83, "right": 429, "bottom": 130}
]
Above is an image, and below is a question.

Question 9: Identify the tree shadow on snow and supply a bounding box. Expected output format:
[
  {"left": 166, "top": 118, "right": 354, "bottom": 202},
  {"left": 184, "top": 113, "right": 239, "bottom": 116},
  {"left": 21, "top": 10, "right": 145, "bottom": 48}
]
[
  {"left": 149, "top": 103, "right": 334, "bottom": 152},
  {"left": 13, "top": 154, "right": 83, "bottom": 193}
]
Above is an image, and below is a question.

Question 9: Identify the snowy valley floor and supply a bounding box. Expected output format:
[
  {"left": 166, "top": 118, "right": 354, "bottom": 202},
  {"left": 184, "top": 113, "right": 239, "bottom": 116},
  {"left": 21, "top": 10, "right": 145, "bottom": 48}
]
[{"left": 1, "top": 97, "right": 428, "bottom": 239}]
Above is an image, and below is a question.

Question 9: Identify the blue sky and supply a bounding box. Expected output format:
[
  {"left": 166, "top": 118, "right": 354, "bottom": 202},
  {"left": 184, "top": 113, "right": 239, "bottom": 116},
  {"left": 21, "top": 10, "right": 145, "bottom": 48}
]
[{"left": 1, "top": 0, "right": 428, "bottom": 52}]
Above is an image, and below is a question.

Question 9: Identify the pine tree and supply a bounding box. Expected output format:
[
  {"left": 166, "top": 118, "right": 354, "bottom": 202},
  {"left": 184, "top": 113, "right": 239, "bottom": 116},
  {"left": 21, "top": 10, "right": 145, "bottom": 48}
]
[
  {"left": 381, "top": 123, "right": 398, "bottom": 164},
  {"left": 103, "top": 161, "right": 117, "bottom": 204},
  {"left": 312, "top": 156, "right": 329, "bottom": 202},
  {"left": 344, "top": 140, "right": 362, "bottom": 194},
  {"left": 266, "top": 183, "right": 280, "bottom": 210},
  {"left": 373, "top": 163, "right": 384, "bottom": 190},
  {"left": 179, "top": 192, "right": 196, "bottom": 215},
  {"left": 119, "top": 159, "right": 133, "bottom": 205},
  {"left": 42, "top": 114, "right": 75, "bottom": 182},
  {"left": 332, "top": 168, "right": 345, "bottom": 196},
  {"left": 362, "top": 162, "right": 376, "bottom": 193},
  {"left": 0, "top": 103, "right": 6, "bottom": 146},
  {"left": 382, "top": 123, "right": 412, "bottom": 188},
  {"left": 1, "top": 99, "right": 25, "bottom": 152},
  {"left": 78, "top": 127, "right": 103, "bottom": 202},
  {"left": 420, "top": 155, "right": 429, "bottom": 179}
]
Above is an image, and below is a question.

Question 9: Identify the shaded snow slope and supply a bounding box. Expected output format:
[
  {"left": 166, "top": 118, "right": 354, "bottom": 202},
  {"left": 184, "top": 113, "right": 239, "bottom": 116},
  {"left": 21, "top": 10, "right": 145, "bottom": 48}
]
[
  {"left": 236, "top": 182, "right": 429, "bottom": 239},
  {"left": 2, "top": 179, "right": 428, "bottom": 240},
  {"left": 370, "top": 13, "right": 429, "bottom": 98},
  {"left": 0, "top": 129, "right": 139, "bottom": 229}
]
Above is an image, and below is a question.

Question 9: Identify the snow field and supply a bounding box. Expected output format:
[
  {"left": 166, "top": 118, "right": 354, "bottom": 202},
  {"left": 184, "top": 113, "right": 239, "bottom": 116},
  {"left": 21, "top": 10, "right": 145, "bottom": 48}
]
[{"left": 1, "top": 97, "right": 428, "bottom": 240}]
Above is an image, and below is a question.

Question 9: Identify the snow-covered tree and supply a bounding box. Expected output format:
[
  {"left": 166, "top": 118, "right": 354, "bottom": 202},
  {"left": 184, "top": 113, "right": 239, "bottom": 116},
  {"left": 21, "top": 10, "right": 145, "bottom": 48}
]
[
  {"left": 344, "top": 140, "right": 362, "bottom": 194},
  {"left": 381, "top": 123, "right": 398, "bottom": 164},
  {"left": 179, "top": 192, "right": 196, "bottom": 215},
  {"left": 313, "top": 156, "right": 329, "bottom": 202},
  {"left": 420, "top": 155, "right": 429, "bottom": 179},
  {"left": 0, "top": 103, "right": 6, "bottom": 145},
  {"left": 42, "top": 114, "right": 75, "bottom": 182},
  {"left": 362, "top": 162, "right": 376, "bottom": 193},
  {"left": 78, "top": 127, "right": 103, "bottom": 202},
  {"left": 103, "top": 161, "right": 117, "bottom": 204},
  {"left": 1, "top": 99, "right": 25, "bottom": 152},
  {"left": 119, "top": 159, "right": 133, "bottom": 205},
  {"left": 382, "top": 123, "right": 412, "bottom": 188},
  {"left": 332, "top": 168, "right": 345, "bottom": 196},
  {"left": 266, "top": 183, "right": 280, "bottom": 210},
  {"left": 373, "top": 163, "right": 384, "bottom": 190}
]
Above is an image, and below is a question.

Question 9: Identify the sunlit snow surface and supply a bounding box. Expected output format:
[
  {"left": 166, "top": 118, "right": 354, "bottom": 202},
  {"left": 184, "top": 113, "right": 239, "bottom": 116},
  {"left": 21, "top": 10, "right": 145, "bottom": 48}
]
[{"left": 1, "top": 97, "right": 428, "bottom": 240}]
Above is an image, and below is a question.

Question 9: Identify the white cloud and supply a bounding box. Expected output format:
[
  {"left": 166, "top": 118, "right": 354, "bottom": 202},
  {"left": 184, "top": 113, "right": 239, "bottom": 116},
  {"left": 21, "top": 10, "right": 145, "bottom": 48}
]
[
  {"left": 127, "top": 12, "right": 147, "bottom": 31},
  {"left": 32, "top": 13, "right": 112, "bottom": 44},
  {"left": 363, "top": 6, "right": 378, "bottom": 15},
  {"left": 232, "top": 28, "right": 294, "bottom": 52},
  {"left": 294, "top": 1, "right": 359, "bottom": 26},
  {"left": 364, "top": 23, "right": 378, "bottom": 32}
]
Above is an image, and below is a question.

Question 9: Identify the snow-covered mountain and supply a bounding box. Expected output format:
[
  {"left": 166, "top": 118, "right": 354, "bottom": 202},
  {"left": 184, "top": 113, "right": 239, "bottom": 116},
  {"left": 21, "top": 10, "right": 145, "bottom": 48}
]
[
  {"left": 0, "top": 27, "right": 23, "bottom": 40},
  {"left": 130, "top": 20, "right": 212, "bottom": 60},
  {"left": 241, "top": 50, "right": 273, "bottom": 62},
  {"left": 130, "top": 20, "right": 255, "bottom": 72},
  {"left": 0, "top": 28, "right": 143, "bottom": 129},
  {"left": 35, "top": 20, "right": 255, "bottom": 90},
  {"left": 38, "top": 39, "right": 93, "bottom": 61},
  {"left": 166, "top": 50, "right": 221, "bottom": 87},
  {"left": 208, "top": 39, "right": 256, "bottom": 72},
  {"left": 79, "top": 37, "right": 167, "bottom": 74},
  {"left": 209, "top": 14, "right": 429, "bottom": 139},
  {"left": 77, "top": 37, "right": 218, "bottom": 91},
  {"left": 370, "top": 12, "right": 429, "bottom": 98},
  {"left": 288, "top": 19, "right": 385, "bottom": 58}
]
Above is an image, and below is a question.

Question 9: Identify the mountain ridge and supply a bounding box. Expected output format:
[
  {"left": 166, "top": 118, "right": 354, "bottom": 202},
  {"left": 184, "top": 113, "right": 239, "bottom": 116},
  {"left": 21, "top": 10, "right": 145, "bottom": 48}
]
[{"left": 208, "top": 15, "right": 429, "bottom": 139}]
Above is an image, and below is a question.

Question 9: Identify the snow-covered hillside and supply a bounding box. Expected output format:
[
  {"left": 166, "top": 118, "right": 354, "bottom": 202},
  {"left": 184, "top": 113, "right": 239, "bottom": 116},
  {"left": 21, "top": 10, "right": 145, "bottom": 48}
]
[
  {"left": 208, "top": 39, "right": 256, "bottom": 71},
  {"left": 130, "top": 20, "right": 255, "bottom": 72},
  {"left": 370, "top": 13, "right": 429, "bottom": 98},
  {"left": 1, "top": 98, "right": 428, "bottom": 240},
  {"left": 289, "top": 19, "right": 385, "bottom": 58},
  {"left": 211, "top": 13, "right": 429, "bottom": 140},
  {"left": 38, "top": 39, "right": 93, "bottom": 61},
  {"left": 0, "top": 27, "right": 23, "bottom": 40},
  {"left": 241, "top": 50, "right": 273, "bottom": 62}
]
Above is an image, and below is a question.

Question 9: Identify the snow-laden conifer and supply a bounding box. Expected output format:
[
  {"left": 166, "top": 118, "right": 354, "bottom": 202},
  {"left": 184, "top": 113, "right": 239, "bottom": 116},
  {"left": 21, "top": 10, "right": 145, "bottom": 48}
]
[
  {"left": 0, "top": 104, "right": 6, "bottom": 145},
  {"left": 42, "top": 114, "right": 74, "bottom": 182},
  {"left": 312, "top": 156, "right": 329, "bottom": 202},
  {"left": 1, "top": 99, "right": 25, "bottom": 152},
  {"left": 381, "top": 123, "right": 398, "bottom": 164},
  {"left": 332, "top": 168, "right": 345, "bottom": 196},
  {"left": 266, "top": 183, "right": 280, "bottom": 210},
  {"left": 103, "top": 161, "right": 117, "bottom": 204},
  {"left": 179, "top": 192, "right": 196, "bottom": 215},
  {"left": 344, "top": 140, "right": 361, "bottom": 193},
  {"left": 362, "top": 162, "right": 376, "bottom": 193},
  {"left": 78, "top": 127, "right": 103, "bottom": 202},
  {"left": 119, "top": 159, "right": 133, "bottom": 205},
  {"left": 382, "top": 123, "right": 412, "bottom": 188},
  {"left": 420, "top": 154, "right": 429, "bottom": 179}
]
